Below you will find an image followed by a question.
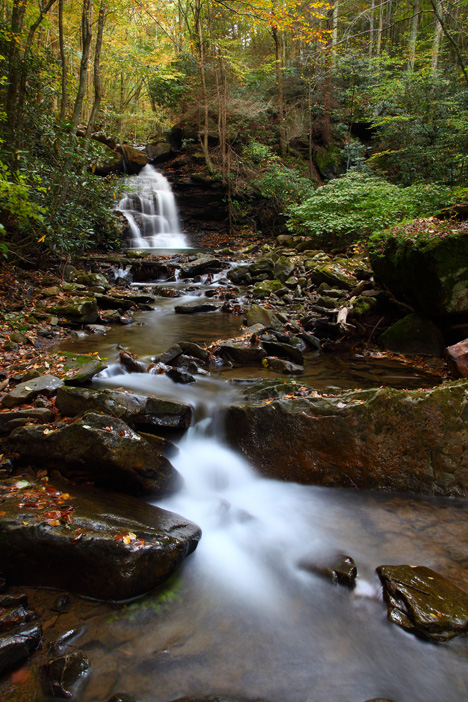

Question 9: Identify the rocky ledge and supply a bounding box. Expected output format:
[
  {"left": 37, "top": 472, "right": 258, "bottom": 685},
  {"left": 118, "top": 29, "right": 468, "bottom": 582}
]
[{"left": 0, "top": 478, "right": 201, "bottom": 601}]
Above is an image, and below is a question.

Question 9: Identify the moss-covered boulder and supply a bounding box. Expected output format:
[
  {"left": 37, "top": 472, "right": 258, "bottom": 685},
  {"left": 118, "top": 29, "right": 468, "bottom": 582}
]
[
  {"left": 224, "top": 378, "right": 468, "bottom": 497},
  {"left": 379, "top": 314, "right": 445, "bottom": 356},
  {"left": 51, "top": 297, "right": 98, "bottom": 325},
  {"left": 370, "top": 229, "right": 468, "bottom": 317}
]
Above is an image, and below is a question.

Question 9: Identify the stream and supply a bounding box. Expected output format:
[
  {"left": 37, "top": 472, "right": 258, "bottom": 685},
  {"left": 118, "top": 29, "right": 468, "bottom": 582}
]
[{"left": 51, "top": 265, "right": 468, "bottom": 702}]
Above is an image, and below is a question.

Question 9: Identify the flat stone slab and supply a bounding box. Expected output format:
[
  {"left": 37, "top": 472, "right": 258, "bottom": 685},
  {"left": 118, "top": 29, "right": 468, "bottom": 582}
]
[
  {"left": 174, "top": 303, "right": 220, "bottom": 314},
  {"left": 0, "top": 479, "right": 201, "bottom": 601},
  {"left": 0, "top": 622, "right": 42, "bottom": 675},
  {"left": 2, "top": 375, "right": 64, "bottom": 408},
  {"left": 56, "top": 386, "right": 192, "bottom": 429},
  {"left": 377, "top": 564, "right": 468, "bottom": 641}
]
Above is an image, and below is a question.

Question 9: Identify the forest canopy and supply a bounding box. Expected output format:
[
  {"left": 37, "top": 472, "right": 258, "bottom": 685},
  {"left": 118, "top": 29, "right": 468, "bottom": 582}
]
[{"left": 0, "top": 0, "right": 467, "bottom": 256}]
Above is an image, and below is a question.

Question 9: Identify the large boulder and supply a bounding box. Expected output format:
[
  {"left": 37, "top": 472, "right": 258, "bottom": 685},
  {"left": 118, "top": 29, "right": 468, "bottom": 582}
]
[
  {"left": 379, "top": 314, "right": 445, "bottom": 357},
  {"left": 116, "top": 144, "right": 148, "bottom": 174},
  {"left": 9, "top": 412, "right": 181, "bottom": 496},
  {"left": 377, "top": 565, "right": 468, "bottom": 641},
  {"left": 370, "top": 229, "right": 468, "bottom": 318},
  {"left": 0, "top": 479, "right": 201, "bottom": 600},
  {"left": 224, "top": 378, "right": 468, "bottom": 497},
  {"left": 55, "top": 386, "right": 192, "bottom": 429}
]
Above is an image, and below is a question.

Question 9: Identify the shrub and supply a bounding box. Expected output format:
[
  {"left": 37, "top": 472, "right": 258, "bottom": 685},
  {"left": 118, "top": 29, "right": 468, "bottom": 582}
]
[{"left": 285, "top": 171, "right": 454, "bottom": 249}]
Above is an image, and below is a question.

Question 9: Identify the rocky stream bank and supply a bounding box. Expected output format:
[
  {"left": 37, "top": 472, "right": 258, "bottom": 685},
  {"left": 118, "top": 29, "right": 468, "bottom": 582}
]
[{"left": 2, "top": 232, "right": 468, "bottom": 700}]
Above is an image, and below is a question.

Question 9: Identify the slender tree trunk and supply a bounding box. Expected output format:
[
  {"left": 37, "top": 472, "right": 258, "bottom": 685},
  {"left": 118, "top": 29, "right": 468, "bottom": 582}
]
[
  {"left": 431, "top": 0, "right": 443, "bottom": 71},
  {"left": 15, "top": 0, "right": 57, "bottom": 136},
  {"left": 407, "top": 0, "right": 420, "bottom": 70},
  {"left": 6, "top": 0, "right": 28, "bottom": 132},
  {"left": 272, "top": 25, "right": 286, "bottom": 156},
  {"left": 58, "top": 0, "right": 67, "bottom": 120},
  {"left": 86, "top": 0, "right": 107, "bottom": 136},
  {"left": 70, "top": 0, "right": 93, "bottom": 134},
  {"left": 369, "top": 0, "right": 375, "bottom": 57},
  {"left": 195, "top": 0, "right": 214, "bottom": 171},
  {"left": 376, "top": 0, "right": 384, "bottom": 56},
  {"left": 429, "top": 0, "right": 468, "bottom": 86}
]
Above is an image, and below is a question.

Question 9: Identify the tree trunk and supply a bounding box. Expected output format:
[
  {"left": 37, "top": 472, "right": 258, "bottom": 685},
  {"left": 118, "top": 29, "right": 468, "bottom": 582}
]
[
  {"left": 70, "top": 0, "right": 93, "bottom": 134},
  {"left": 376, "top": 0, "right": 385, "bottom": 56},
  {"left": 195, "top": 0, "right": 214, "bottom": 171},
  {"left": 6, "top": 0, "right": 28, "bottom": 132},
  {"left": 369, "top": 0, "right": 375, "bottom": 57},
  {"left": 86, "top": 1, "right": 107, "bottom": 136},
  {"left": 407, "top": 0, "right": 420, "bottom": 70},
  {"left": 431, "top": 0, "right": 443, "bottom": 71},
  {"left": 272, "top": 25, "right": 286, "bottom": 156},
  {"left": 58, "top": 0, "right": 67, "bottom": 120}
]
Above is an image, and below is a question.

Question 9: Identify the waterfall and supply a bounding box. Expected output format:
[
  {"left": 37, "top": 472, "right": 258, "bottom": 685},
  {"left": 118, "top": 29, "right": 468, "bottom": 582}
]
[{"left": 118, "top": 164, "right": 188, "bottom": 249}]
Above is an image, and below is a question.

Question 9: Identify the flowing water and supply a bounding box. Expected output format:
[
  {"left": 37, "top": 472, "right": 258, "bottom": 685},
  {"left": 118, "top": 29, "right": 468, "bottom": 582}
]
[
  {"left": 118, "top": 165, "right": 188, "bottom": 249},
  {"left": 50, "top": 271, "right": 468, "bottom": 702}
]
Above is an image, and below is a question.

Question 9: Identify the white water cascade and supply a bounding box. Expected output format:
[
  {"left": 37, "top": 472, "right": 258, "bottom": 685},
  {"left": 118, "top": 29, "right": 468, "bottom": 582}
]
[{"left": 118, "top": 164, "right": 188, "bottom": 249}]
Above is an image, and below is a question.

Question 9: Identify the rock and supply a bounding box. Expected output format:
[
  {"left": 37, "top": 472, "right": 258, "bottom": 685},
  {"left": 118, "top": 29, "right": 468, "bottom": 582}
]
[
  {"left": 51, "top": 297, "right": 98, "bottom": 325},
  {"left": 377, "top": 565, "right": 468, "bottom": 641},
  {"left": 370, "top": 229, "right": 468, "bottom": 317},
  {"left": 0, "top": 407, "right": 55, "bottom": 434},
  {"left": 171, "top": 697, "right": 270, "bottom": 702},
  {"left": 245, "top": 304, "right": 282, "bottom": 331},
  {"left": 310, "top": 261, "right": 358, "bottom": 290},
  {"left": 167, "top": 367, "right": 196, "bottom": 384},
  {"left": 224, "top": 378, "right": 468, "bottom": 496},
  {"left": 299, "top": 553, "right": 357, "bottom": 587},
  {"left": 93, "top": 144, "right": 124, "bottom": 176},
  {"left": 273, "top": 256, "right": 295, "bottom": 282},
  {"left": 95, "top": 293, "right": 137, "bottom": 310},
  {"left": 180, "top": 256, "right": 227, "bottom": 278},
  {"left": 216, "top": 343, "right": 266, "bottom": 365},
  {"left": 349, "top": 295, "right": 378, "bottom": 320},
  {"left": 9, "top": 412, "right": 181, "bottom": 497},
  {"left": 0, "top": 622, "right": 42, "bottom": 675},
  {"left": 178, "top": 341, "right": 211, "bottom": 362},
  {"left": 261, "top": 340, "right": 304, "bottom": 365},
  {"left": 116, "top": 144, "right": 148, "bottom": 174},
  {"left": 119, "top": 350, "right": 148, "bottom": 373},
  {"left": 107, "top": 695, "right": 137, "bottom": 702},
  {"left": 40, "top": 652, "right": 91, "bottom": 700},
  {"left": 446, "top": 338, "right": 468, "bottom": 378},
  {"left": 60, "top": 352, "right": 107, "bottom": 385},
  {"left": 74, "top": 272, "right": 110, "bottom": 290},
  {"left": 0, "top": 479, "right": 201, "bottom": 600},
  {"left": 175, "top": 303, "right": 220, "bottom": 314},
  {"left": 252, "top": 280, "right": 284, "bottom": 299},
  {"left": 145, "top": 141, "right": 172, "bottom": 161},
  {"left": 379, "top": 314, "right": 445, "bottom": 357},
  {"left": 262, "top": 357, "right": 304, "bottom": 374},
  {"left": 153, "top": 344, "right": 183, "bottom": 364},
  {"left": 227, "top": 265, "right": 252, "bottom": 285},
  {"left": 2, "top": 375, "right": 63, "bottom": 408}
]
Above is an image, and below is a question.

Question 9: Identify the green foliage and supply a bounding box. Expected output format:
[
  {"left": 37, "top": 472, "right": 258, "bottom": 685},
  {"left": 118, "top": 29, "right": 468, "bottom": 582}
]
[
  {"left": 243, "top": 141, "right": 314, "bottom": 207},
  {"left": 370, "top": 73, "right": 468, "bottom": 186},
  {"left": 286, "top": 172, "right": 454, "bottom": 248}
]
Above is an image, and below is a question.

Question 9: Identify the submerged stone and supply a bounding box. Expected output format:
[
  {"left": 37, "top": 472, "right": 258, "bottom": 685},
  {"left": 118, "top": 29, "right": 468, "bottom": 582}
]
[
  {"left": 377, "top": 565, "right": 468, "bottom": 641},
  {"left": 0, "top": 622, "right": 42, "bottom": 675},
  {"left": 40, "top": 652, "right": 91, "bottom": 700},
  {"left": 379, "top": 314, "right": 445, "bottom": 357}
]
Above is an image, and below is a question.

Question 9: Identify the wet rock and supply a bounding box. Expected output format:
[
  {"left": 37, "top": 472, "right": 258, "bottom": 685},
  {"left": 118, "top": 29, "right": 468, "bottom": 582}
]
[
  {"left": 61, "top": 352, "right": 107, "bottom": 386},
  {"left": 379, "top": 314, "right": 445, "bottom": 357},
  {"left": 261, "top": 340, "right": 304, "bottom": 365},
  {"left": 171, "top": 698, "right": 270, "bottom": 702},
  {"left": 167, "top": 367, "right": 196, "bottom": 384},
  {"left": 2, "top": 375, "right": 63, "bottom": 408},
  {"left": 227, "top": 265, "right": 252, "bottom": 285},
  {"left": 217, "top": 343, "right": 266, "bottom": 366},
  {"left": 0, "top": 479, "right": 201, "bottom": 600},
  {"left": 0, "top": 407, "right": 55, "bottom": 434},
  {"left": 153, "top": 344, "right": 183, "bottom": 364},
  {"left": 95, "top": 293, "right": 137, "bottom": 310},
  {"left": 263, "top": 357, "right": 304, "bottom": 375},
  {"left": 40, "top": 651, "right": 91, "bottom": 699},
  {"left": 180, "top": 256, "right": 227, "bottom": 278},
  {"left": 446, "top": 338, "right": 468, "bottom": 377},
  {"left": 377, "top": 565, "right": 468, "bottom": 641},
  {"left": 0, "top": 622, "right": 42, "bottom": 675},
  {"left": 119, "top": 350, "right": 148, "bottom": 373},
  {"left": 245, "top": 304, "right": 282, "bottom": 331},
  {"left": 56, "top": 386, "right": 192, "bottom": 430},
  {"left": 299, "top": 553, "right": 357, "bottom": 587},
  {"left": 175, "top": 302, "right": 220, "bottom": 314},
  {"left": 9, "top": 412, "right": 181, "bottom": 497},
  {"left": 224, "top": 378, "right": 468, "bottom": 496},
  {"left": 51, "top": 627, "right": 86, "bottom": 655},
  {"left": 0, "top": 605, "right": 33, "bottom": 632},
  {"left": 178, "top": 341, "right": 211, "bottom": 362},
  {"left": 107, "top": 695, "right": 137, "bottom": 702},
  {"left": 116, "top": 144, "right": 149, "bottom": 174}
]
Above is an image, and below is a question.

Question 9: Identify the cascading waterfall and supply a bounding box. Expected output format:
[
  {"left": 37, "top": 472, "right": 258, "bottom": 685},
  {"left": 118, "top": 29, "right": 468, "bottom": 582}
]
[{"left": 118, "top": 164, "right": 188, "bottom": 249}]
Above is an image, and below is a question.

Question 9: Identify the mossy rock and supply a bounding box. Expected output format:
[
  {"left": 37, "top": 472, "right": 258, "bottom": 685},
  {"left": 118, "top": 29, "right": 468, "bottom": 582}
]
[
  {"left": 370, "top": 230, "right": 468, "bottom": 317},
  {"left": 252, "top": 280, "right": 284, "bottom": 299},
  {"left": 350, "top": 295, "right": 377, "bottom": 319},
  {"left": 51, "top": 297, "right": 98, "bottom": 325},
  {"left": 379, "top": 314, "right": 445, "bottom": 357}
]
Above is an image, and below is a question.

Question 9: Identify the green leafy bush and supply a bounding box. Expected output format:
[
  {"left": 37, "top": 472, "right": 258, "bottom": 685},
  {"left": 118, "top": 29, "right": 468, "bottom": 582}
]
[{"left": 286, "top": 172, "right": 454, "bottom": 249}]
